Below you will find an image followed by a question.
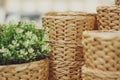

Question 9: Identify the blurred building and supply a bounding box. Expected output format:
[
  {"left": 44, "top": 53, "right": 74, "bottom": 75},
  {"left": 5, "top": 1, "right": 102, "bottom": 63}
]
[{"left": 0, "top": 0, "right": 115, "bottom": 27}]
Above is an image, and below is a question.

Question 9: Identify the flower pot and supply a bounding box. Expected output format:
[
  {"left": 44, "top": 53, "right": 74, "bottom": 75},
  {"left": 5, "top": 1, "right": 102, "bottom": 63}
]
[
  {"left": 0, "top": 58, "right": 49, "bottom": 80},
  {"left": 97, "top": 6, "right": 120, "bottom": 30},
  {"left": 82, "top": 31, "right": 120, "bottom": 80}
]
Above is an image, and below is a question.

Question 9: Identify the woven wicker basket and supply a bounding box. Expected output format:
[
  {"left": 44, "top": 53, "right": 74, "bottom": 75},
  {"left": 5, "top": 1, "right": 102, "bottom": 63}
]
[
  {"left": 97, "top": 6, "right": 120, "bottom": 31},
  {"left": 49, "top": 42, "right": 83, "bottom": 61},
  {"left": 49, "top": 61, "right": 82, "bottom": 80},
  {"left": 0, "top": 58, "right": 49, "bottom": 80},
  {"left": 115, "top": 0, "right": 120, "bottom": 5},
  {"left": 82, "top": 31, "right": 120, "bottom": 80},
  {"left": 42, "top": 12, "right": 95, "bottom": 43},
  {"left": 48, "top": 42, "right": 83, "bottom": 80}
]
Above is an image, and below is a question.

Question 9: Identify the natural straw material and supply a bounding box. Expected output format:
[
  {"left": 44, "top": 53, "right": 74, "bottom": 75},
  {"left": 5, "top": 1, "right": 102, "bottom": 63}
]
[
  {"left": 97, "top": 6, "right": 120, "bottom": 30},
  {"left": 42, "top": 12, "right": 95, "bottom": 43},
  {"left": 115, "top": 0, "right": 120, "bottom": 5},
  {"left": 49, "top": 42, "right": 83, "bottom": 80},
  {"left": 82, "top": 31, "right": 120, "bottom": 80},
  {"left": 0, "top": 58, "right": 49, "bottom": 80},
  {"left": 49, "top": 61, "right": 82, "bottom": 80},
  {"left": 82, "top": 66, "right": 120, "bottom": 80},
  {"left": 49, "top": 41, "right": 83, "bottom": 62}
]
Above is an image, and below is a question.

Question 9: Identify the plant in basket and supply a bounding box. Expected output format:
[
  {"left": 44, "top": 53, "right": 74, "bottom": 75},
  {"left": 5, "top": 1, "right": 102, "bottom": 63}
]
[{"left": 0, "top": 21, "right": 50, "bottom": 80}]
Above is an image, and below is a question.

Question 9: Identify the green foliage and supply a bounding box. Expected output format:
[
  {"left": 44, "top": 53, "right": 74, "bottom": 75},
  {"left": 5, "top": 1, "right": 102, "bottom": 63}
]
[{"left": 0, "top": 21, "right": 49, "bottom": 65}]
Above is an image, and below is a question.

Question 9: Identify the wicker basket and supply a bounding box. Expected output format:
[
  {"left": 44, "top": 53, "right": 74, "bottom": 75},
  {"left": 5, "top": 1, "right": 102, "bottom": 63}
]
[
  {"left": 42, "top": 12, "right": 95, "bottom": 43},
  {"left": 49, "top": 41, "right": 83, "bottom": 62},
  {"left": 48, "top": 42, "right": 83, "bottom": 80},
  {"left": 49, "top": 61, "right": 82, "bottom": 80},
  {"left": 0, "top": 58, "right": 49, "bottom": 80},
  {"left": 115, "top": 0, "right": 120, "bottom": 5},
  {"left": 97, "top": 6, "right": 120, "bottom": 31},
  {"left": 82, "top": 31, "right": 120, "bottom": 80}
]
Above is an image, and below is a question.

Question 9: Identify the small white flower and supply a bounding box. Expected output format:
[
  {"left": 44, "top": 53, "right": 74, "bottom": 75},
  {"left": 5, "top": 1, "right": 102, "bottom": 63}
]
[
  {"left": 25, "top": 31, "right": 32, "bottom": 37},
  {"left": 16, "top": 28, "right": 24, "bottom": 33},
  {"left": 20, "top": 50, "right": 25, "bottom": 54},
  {"left": 28, "top": 48, "right": 34, "bottom": 53},
  {"left": 42, "top": 43, "right": 49, "bottom": 52},
  {"left": 23, "top": 40, "right": 30, "bottom": 48},
  {"left": 0, "top": 47, "right": 5, "bottom": 53},
  {"left": 24, "top": 52, "right": 28, "bottom": 55}
]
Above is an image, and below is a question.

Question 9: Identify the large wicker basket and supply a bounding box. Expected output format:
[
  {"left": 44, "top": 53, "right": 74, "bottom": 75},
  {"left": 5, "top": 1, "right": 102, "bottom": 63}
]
[
  {"left": 97, "top": 6, "right": 120, "bottom": 31},
  {"left": 82, "top": 31, "right": 120, "bottom": 80},
  {"left": 0, "top": 58, "right": 49, "bottom": 80},
  {"left": 42, "top": 12, "right": 95, "bottom": 43},
  {"left": 42, "top": 12, "right": 95, "bottom": 80},
  {"left": 115, "top": 0, "right": 120, "bottom": 5}
]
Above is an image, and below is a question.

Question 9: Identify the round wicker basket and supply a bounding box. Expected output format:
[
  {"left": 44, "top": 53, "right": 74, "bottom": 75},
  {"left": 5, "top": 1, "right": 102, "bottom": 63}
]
[
  {"left": 115, "top": 0, "right": 120, "bottom": 5},
  {"left": 97, "top": 6, "right": 120, "bottom": 31},
  {"left": 42, "top": 12, "right": 95, "bottom": 80},
  {"left": 0, "top": 58, "right": 49, "bottom": 80},
  {"left": 82, "top": 31, "right": 120, "bottom": 80},
  {"left": 42, "top": 12, "right": 95, "bottom": 43}
]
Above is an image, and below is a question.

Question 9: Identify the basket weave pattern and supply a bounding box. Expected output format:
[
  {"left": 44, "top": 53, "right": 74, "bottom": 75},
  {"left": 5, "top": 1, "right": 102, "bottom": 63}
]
[
  {"left": 49, "top": 61, "right": 82, "bottom": 80},
  {"left": 0, "top": 59, "right": 49, "bottom": 80},
  {"left": 42, "top": 12, "right": 95, "bottom": 80},
  {"left": 82, "top": 31, "right": 120, "bottom": 80},
  {"left": 42, "top": 12, "right": 95, "bottom": 43},
  {"left": 115, "top": 0, "right": 120, "bottom": 5},
  {"left": 97, "top": 6, "right": 120, "bottom": 30},
  {"left": 49, "top": 42, "right": 83, "bottom": 61}
]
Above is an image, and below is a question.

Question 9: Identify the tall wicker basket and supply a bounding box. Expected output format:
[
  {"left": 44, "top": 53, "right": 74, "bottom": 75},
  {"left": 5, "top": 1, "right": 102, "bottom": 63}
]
[
  {"left": 0, "top": 58, "right": 49, "bottom": 80},
  {"left": 42, "top": 12, "right": 95, "bottom": 43},
  {"left": 97, "top": 6, "right": 120, "bottom": 31},
  {"left": 115, "top": 0, "right": 120, "bottom": 5},
  {"left": 42, "top": 12, "right": 95, "bottom": 80},
  {"left": 82, "top": 31, "right": 120, "bottom": 80}
]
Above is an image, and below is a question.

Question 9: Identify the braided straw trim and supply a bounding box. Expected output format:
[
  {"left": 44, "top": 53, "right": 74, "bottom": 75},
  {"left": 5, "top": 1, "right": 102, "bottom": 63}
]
[
  {"left": 48, "top": 40, "right": 83, "bottom": 47},
  {"left": 0, "top": 58, "right": 49, "bottom": 80},
  {"left": 82, "top": 66, "right": 120, "bottom": 79}
]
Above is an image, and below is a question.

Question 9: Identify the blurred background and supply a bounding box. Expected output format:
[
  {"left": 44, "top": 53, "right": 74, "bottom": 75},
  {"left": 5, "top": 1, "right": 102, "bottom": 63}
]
[{"left": 0, "top": 0, "right": 115, "bottom": 27}]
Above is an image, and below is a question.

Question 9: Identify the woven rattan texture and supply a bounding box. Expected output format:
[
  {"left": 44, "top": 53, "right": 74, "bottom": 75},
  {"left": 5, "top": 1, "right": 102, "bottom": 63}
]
[
  {"left": 82, "top": 66, "right": 120, "bottom": 80},
  {"left": 49, "top": 61, "right": 82, "bottom": 80},
  {"left": 97, "top": 6, "right": 120, "bottom": 30},
  {"left": 42, "top": 12, "right": 95, "bottom": 80},
  {"left": 0, "top": 59, "right": 49, "bottom": 80},
  {"left": 48, "top": 43, "right": 83, "bottom": 80},
  {"left": 49, "top": 42, "right": 83, "bottom": 62},
  {"left": 115, "top": 0, "right": 120, "bottom": 5},
  {"left": 42, "top": 12, "right": 95, "bottom": 43},
  {"left": 82, "top": 31, "right": 120, "bottom": 80}
]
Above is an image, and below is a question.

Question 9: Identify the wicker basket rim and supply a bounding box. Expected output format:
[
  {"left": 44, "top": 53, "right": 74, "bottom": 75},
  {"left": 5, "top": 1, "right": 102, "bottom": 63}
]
[
  {"left": 0, "top": 58, "right": 48, "bottom": 67},
  {"left": 97, "top": 6, "right": 120, "bottom": 12},
  {"left": 44, "top": 11, "right": 96, "bottom": 16},
  {"left": 42, "top": 15, "right": 94, "bottom": 20},
  {"left": 83, "top": 31, "right": 120, "bottom": 39}
]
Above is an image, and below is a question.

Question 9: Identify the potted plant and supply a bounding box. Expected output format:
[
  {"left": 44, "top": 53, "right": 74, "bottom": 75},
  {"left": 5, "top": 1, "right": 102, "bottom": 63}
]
[{"left": 0, "top": 21, "right": 50, "bottom": 80}]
